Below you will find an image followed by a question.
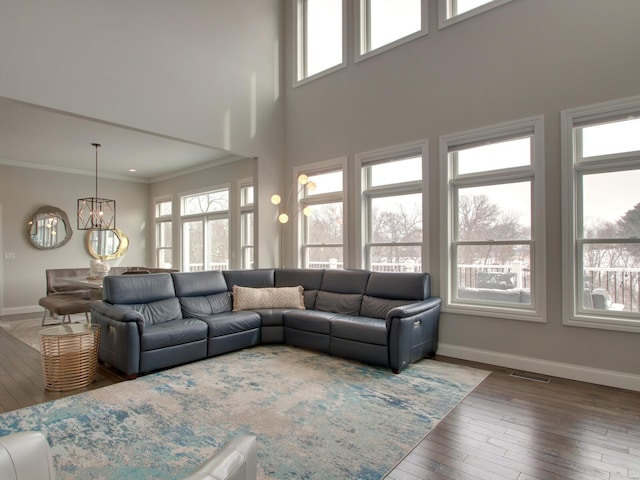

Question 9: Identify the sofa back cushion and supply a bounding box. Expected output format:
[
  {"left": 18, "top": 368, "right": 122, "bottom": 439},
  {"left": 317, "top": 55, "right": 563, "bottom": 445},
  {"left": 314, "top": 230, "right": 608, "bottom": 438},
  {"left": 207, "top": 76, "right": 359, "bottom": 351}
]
[
  {"left": 275, "top": 269, "right": 325, "bottom": 309},
  {"left": 172, "top": 271, "right": 228, "bottom": 296},
  {"left": 171, "top": 271, "right": 232, "bottom": 318},
  {"left": 180, "top": 293, "right": 232, "bottom": 318},
  {"left": 127, "top": 297, "right": 183, "bottom": 324},
  {"left": 365, "top": 272, "right": 430, "bottom": 300},
  {"left": 223, "top": 269, "right": 275, "bottom": 290},
  {"left": 315, "top": 270, "right": 370, "bottom": 315},
  {"left": 103, "top": 273, "right": 176, "bottom": 304},
  {"left": 360, "top": 272, "right": 431, "bottom": 319}
]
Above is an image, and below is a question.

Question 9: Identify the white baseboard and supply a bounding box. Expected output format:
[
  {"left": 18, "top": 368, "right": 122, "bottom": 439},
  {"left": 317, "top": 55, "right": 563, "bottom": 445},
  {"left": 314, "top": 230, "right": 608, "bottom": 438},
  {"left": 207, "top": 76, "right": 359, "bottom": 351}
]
[
  {"left": 437, "top": 343, "right": 640, "bottom": 392},
  {"left": 0, "top": 305, "right": 41, "bottom": 316}
]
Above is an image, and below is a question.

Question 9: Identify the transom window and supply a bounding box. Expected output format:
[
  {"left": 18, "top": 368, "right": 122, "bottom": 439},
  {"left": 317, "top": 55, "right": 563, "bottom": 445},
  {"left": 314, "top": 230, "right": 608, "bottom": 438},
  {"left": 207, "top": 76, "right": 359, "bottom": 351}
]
[
  {"left": 181, "top": 188, "right": 229, "bottom": 272},
  {"left": 441, "top": 117, "right": 545, "bottom": 321},
  {"left": 562, "top": 97, "right": 640, "bottom": 333},
  {"left": 439, "top": 0, "right": 513, "bottom": 28},
  {"left": 360, "top": 146, "right": 424, "bottom": 272},
  {"left": 357, "top": 0, "right": 427, "bottom": 59},
  {"left": 298, "top": 167, "right": 345, "bottom": 269},
  {"left": 295, "top": 0, "right": 345, "bottom": 83}
]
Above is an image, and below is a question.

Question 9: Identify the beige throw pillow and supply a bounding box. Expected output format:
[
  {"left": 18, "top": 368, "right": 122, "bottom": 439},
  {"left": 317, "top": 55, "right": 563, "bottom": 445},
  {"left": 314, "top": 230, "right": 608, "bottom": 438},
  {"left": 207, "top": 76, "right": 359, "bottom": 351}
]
[{"left": 232, "top": 285, "right": 305, "bottom": 311}]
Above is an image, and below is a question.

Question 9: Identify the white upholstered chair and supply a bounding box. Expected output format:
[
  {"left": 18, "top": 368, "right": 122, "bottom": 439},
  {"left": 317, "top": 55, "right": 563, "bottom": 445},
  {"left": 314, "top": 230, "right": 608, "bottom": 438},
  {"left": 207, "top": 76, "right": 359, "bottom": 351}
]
[
  {"left": 0, "top": 431, "right": 56, "bottom": 480},
  {"left": 0, "top": 432, "right": 257, "bottom": 480}
]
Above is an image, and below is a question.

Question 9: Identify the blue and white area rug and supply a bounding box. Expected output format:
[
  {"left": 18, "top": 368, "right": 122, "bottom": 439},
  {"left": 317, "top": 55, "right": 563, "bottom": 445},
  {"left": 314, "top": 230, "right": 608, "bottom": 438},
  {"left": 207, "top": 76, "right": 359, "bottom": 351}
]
[{"left": 0, "top": 346, "right": 488, "bottom": 479}]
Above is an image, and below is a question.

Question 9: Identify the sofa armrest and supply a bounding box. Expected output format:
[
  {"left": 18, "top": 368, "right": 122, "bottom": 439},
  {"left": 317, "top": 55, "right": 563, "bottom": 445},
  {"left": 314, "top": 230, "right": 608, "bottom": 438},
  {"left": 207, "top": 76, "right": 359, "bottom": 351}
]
[
  {"left": 91, "top": 301, "right": 144, "bottom": 324},
  {"left": 91, "top": 302, "right": 144, "bottom": 376},
  {"left": 0, "top": 431, "right": 55, "bottom": 480},
  {"left": 386, "top": 297, "right": 442, "bottom": 323},
  {"left": 181, "top": 435, "right": 257, "bottom": 480},
  {"left": 387, "top": 297, "right": 441, "bottom": 373}
]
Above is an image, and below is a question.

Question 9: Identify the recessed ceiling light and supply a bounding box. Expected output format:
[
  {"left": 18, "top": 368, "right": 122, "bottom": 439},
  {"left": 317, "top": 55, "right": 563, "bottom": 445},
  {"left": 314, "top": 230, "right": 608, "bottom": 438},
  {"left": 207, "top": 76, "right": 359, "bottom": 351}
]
[{"left": 129, "top": 168, "right": 137, "bottom": 172}]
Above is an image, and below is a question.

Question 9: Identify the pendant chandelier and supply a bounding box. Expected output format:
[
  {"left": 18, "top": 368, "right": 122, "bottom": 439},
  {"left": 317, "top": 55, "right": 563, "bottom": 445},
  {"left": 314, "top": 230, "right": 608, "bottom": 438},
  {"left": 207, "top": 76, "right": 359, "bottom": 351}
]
[{"left": 77, "top": 143, "right": 116, "bottom": 230}]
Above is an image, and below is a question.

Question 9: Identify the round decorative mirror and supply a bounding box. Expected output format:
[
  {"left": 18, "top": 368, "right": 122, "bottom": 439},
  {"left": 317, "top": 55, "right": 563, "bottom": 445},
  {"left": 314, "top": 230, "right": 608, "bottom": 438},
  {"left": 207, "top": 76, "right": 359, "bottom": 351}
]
[
  {"left": 27, "top": 206, "right": 73, "bottom": 249},
  {"left": 85, "top": 228, "right": 129, "bottom": 260}
]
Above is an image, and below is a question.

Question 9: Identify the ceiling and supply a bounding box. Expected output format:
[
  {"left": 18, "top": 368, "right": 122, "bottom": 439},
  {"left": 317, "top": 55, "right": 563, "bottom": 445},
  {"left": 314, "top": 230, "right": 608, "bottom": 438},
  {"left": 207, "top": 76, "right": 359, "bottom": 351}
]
[{"left": 0, "top": 97, "right": 244, "bottom": 183}]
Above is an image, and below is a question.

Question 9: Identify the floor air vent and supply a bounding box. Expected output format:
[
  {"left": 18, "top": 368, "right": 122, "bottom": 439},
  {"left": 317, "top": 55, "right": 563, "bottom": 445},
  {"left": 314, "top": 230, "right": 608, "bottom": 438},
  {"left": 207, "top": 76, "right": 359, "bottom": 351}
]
[{"left": 509, "top": 371, "right": 551, "bottom": 383}]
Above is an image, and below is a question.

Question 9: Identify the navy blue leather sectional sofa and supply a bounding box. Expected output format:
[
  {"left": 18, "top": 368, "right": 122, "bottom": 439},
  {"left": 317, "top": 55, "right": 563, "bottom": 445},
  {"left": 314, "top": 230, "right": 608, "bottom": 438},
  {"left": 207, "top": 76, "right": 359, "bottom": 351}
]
[{"left": 91, "top": 268, "right": 441, "bottom": 377}]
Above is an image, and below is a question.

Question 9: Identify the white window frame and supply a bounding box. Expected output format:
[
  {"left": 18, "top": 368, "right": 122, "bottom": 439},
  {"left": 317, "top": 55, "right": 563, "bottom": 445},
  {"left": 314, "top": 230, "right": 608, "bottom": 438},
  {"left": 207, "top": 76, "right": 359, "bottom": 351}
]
[
  {"left": 355, "top": 0, "right": 428, "bottom": 63},
  {"left": 154, "top": 196, "right": 173, "bottom": 269},
  {"left": 440, "top": 116, "right": 546, "bottom": 322},
  {"left": 238, "top": 178, "right": 255, "bottom": 270},
  {"left": 438, "top": 0, "right": 513, "bottom": 29},
  {"left": 561, "top": 95, "right": 640, "bottom": 333},
  {"left": 180, "top": 185, "right": 230, "bottom": 272},
  {"left": 356, "top": 141, "right": 428, "bottom": 273},
  {"left": 293, "top": 158, "right": 347, "bottom": 269},
  {"left": 293, "top": 0, "right": 347, "bottom": 87}
]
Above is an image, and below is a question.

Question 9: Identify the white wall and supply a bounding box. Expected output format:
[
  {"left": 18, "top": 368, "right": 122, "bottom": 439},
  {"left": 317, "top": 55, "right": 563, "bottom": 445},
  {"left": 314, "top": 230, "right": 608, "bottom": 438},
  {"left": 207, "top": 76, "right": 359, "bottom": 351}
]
[
  {"left": 283, "top": 0, "right": 640, "bottom": 385},
  {"left": 0, "top": 165, "right": 148, "bottom": 314},
  {"left": 0, "top": 0, "right": 284, "bottom": 268}
]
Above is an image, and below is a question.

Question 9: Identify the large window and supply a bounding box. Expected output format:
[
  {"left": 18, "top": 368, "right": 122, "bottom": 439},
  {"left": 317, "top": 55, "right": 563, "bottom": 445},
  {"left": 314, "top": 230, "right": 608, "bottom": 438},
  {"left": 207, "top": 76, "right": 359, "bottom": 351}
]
[
  {"left": 154, "top": 198, "right": 172, "bottom": 268},
  {"left": 439, "top": 0, "right": 513, "bottom": 28},
  {"left": 240, "top": 184, "right": 254, "bottom": 270},
  {"left": 298, "top": 166, "right": 345, "bottom": 269},
  {"left": 181, "top": 188, "right": 229, "bottom": 272},
  {"left": 562, "top": 96, "right": 640, "bottom": 333},
  {"left": 441, "top": 117, "right": 545, "bottom": 321},
  {"left": 359, "top": 144, "right": 425, "bottom": 272},
  {"left": 356, "top": 0, "right": 427, "bottom": 60},
  {"left": 295, "top": 0, "right": 345, "bottom": 84}
]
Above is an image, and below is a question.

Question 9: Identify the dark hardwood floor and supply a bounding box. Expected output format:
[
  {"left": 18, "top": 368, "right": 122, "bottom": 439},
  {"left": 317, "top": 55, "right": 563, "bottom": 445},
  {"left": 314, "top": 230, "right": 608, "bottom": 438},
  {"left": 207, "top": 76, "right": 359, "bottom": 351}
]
[
  {"left": 1, "top": 315, "right": 638, "bottom": 479},
  {"left": 0, "top": 314, "right": 122, "bottom": 412}
]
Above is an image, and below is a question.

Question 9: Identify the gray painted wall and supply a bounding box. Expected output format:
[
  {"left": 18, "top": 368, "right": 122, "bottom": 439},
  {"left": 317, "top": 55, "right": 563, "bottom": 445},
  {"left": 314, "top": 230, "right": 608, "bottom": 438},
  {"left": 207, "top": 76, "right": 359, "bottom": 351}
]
[
  {"left": 0, "top": 0, "right": 284, "bottom": 269},
  {"left": 0, "top": 165, "right": 148, "bottom": 313},
  {"left": 283, "top": 0, "right": 640, "bottom": 381}
]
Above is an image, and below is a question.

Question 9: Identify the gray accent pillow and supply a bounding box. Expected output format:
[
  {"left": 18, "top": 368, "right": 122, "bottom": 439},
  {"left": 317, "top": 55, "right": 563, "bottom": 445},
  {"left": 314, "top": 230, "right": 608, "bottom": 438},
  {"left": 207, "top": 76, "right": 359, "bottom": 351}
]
[{"left": 315, "top": 291, "right": 362, "bottom": 316}]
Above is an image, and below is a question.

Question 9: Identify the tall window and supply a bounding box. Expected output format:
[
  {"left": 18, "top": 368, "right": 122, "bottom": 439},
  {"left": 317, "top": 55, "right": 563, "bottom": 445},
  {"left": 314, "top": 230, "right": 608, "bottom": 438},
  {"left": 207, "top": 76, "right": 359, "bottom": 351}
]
[
  {"left": 298, "top": 167, "right": 345, "bottom": 269},
  {"left": 155, "top": 198, "right": 172, "bottom": 268},
  {"left": 181, "top": 188, "right": 229, "bottom": 272},
  {"left": 295, "top": 0, "right": 345, "bottom": 83},
  {"left": 439, "top": 0, "right": 513, "bottom": 28},
  {"left": 441, "top": 117, "right": 545, "bottom": 321},
  {"left": 360, "top": 144, "right": 425, "bottom": 272},
  {"left": 562, "top": 97, "right": 640, "bottom": 333},
  {"left": 357, "top": 0, "right": 427, "bottom": 59},
  {"left": 240, "top": 184, "right": 254, "bottom": 270}
]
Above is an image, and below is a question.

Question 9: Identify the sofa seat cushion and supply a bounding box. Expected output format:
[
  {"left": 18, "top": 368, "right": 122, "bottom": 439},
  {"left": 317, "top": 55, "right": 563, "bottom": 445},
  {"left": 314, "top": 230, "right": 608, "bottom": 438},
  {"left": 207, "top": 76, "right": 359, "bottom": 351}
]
[
  {"left": 252, "top": 309, "right": 289, "bottom": 326},
  {"left": 140, "top": 318, "right": 207, "bottom": 351},
  {"left": 331, "top": 315, "right": 388, "bottom": 346},
  {"left": 199, "top": 311, "right": 261, "bottom": 338},
  {"left": 283, "top": 310, "right": 336, "bottom": 334},
  {"left": 179, "top": 292, "right": 232, "bottom": 318}
]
